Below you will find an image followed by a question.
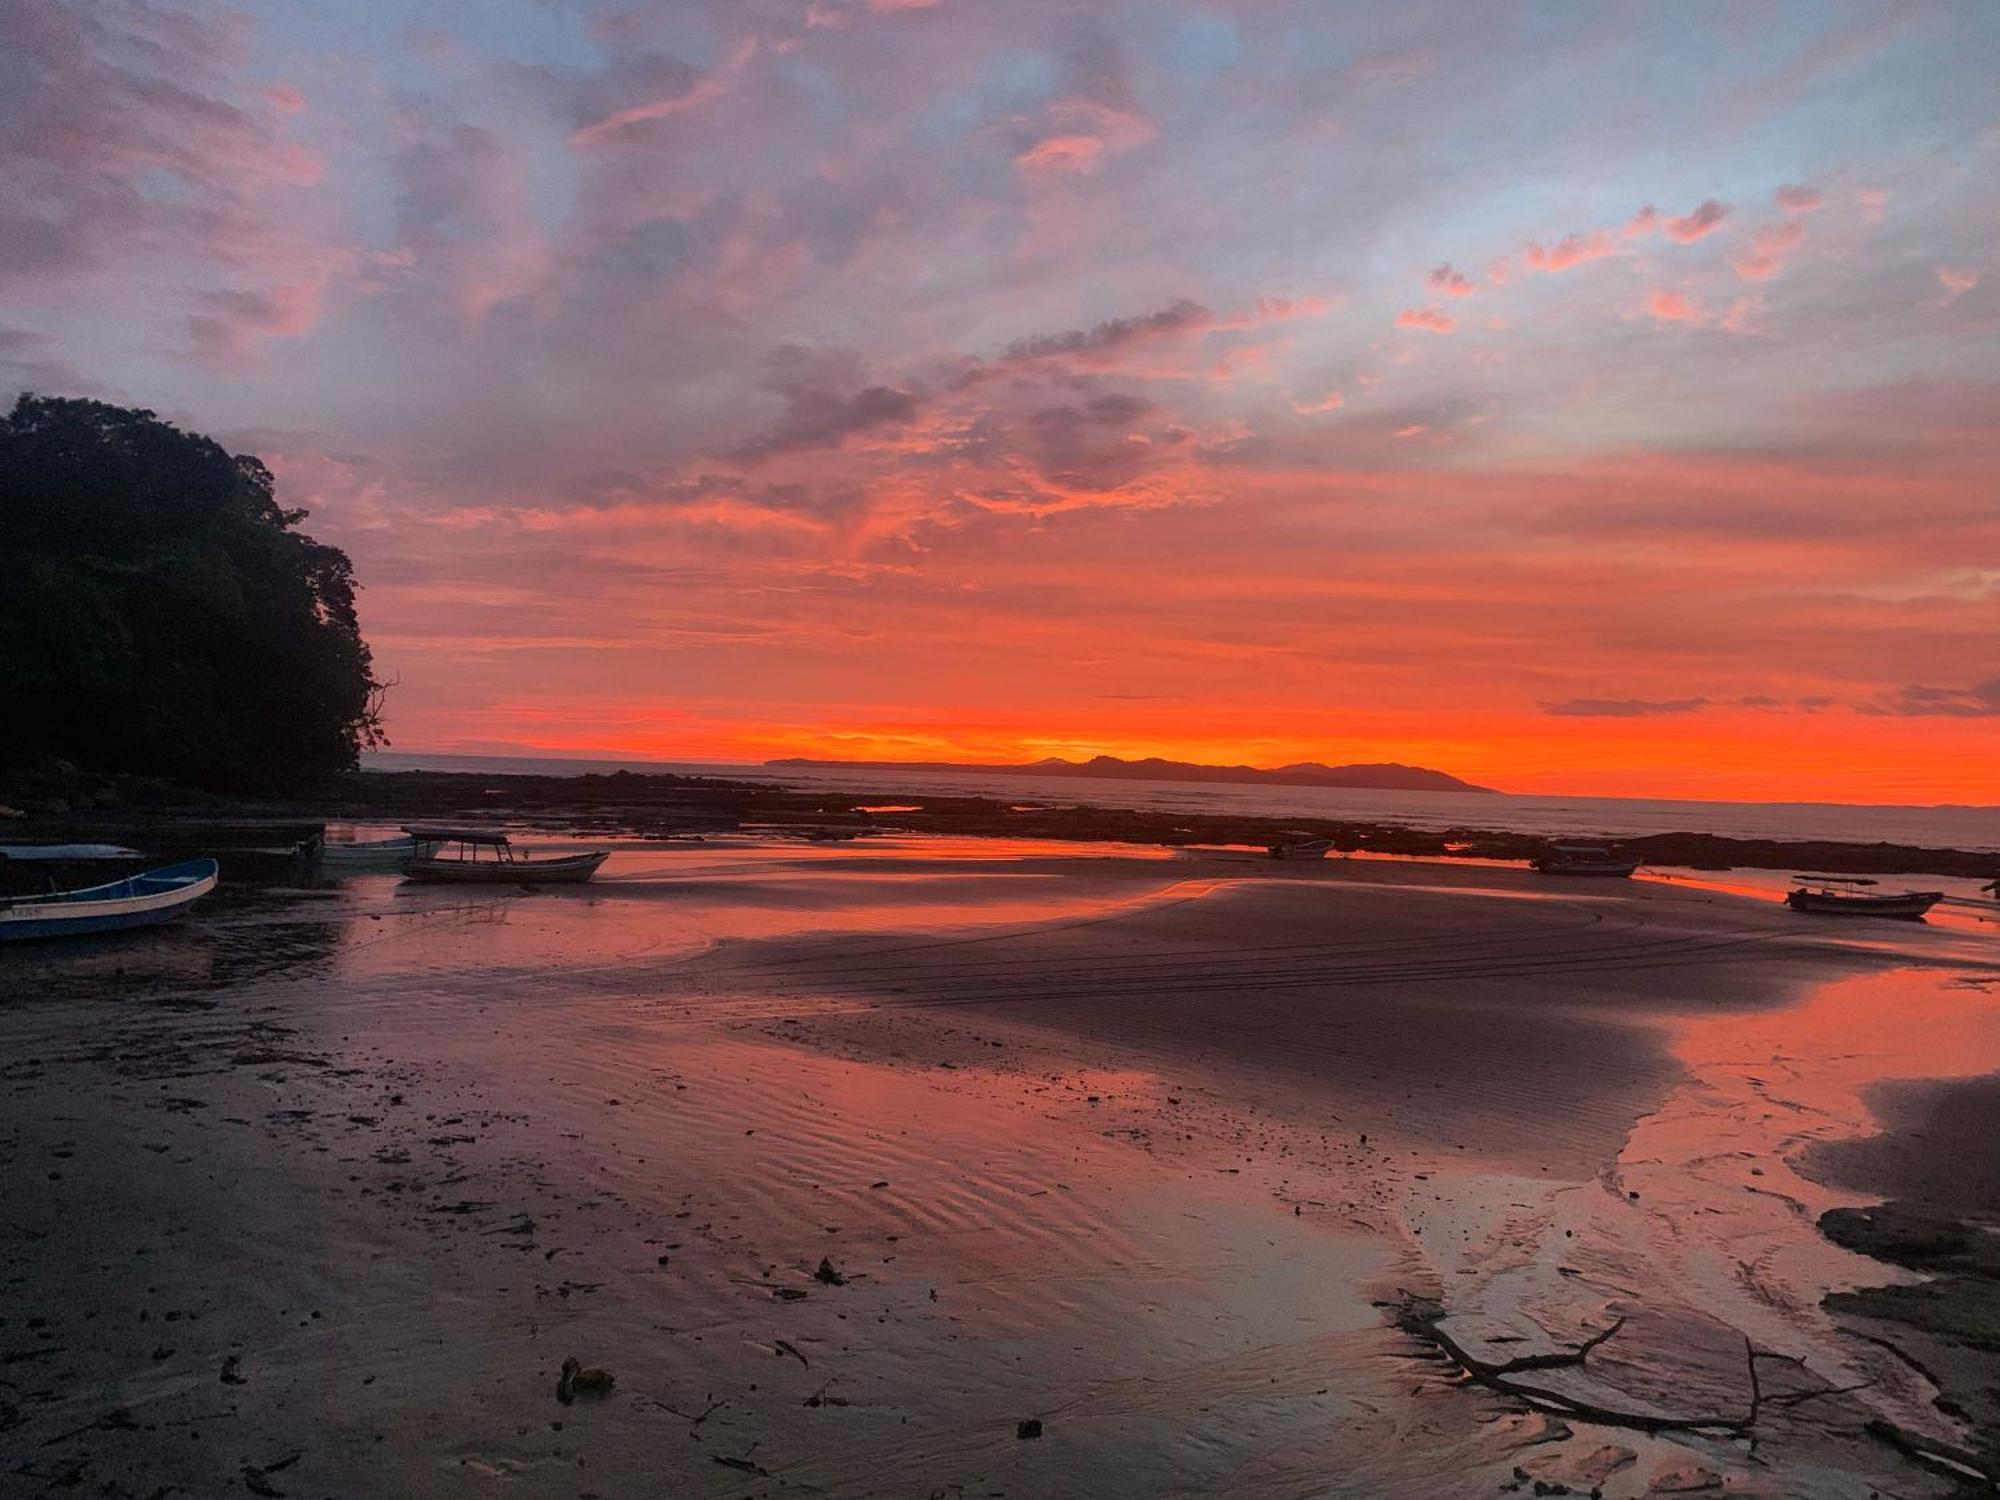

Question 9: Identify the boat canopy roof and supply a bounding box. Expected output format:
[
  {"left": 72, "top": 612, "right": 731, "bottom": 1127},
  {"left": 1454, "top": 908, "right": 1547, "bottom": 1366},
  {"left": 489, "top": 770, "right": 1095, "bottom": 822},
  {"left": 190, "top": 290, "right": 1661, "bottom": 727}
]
[
  {"left": 1793, "top": 874, "right": 1876, "bottom": 885},
  {"left": 404, "top": 826, "right": 512, "bottom": 845}
]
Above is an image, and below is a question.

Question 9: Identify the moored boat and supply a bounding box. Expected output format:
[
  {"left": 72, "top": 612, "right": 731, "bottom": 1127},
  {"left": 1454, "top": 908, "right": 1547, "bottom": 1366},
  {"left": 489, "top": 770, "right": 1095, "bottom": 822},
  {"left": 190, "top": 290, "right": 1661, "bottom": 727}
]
[
  {"left": 401, "top": 827, "right": 609, "bottom": 885},
  {"left": 1785, "top": 876, "right": 1942, "bottom": 920},
  {"left": 0, "top": 859, "right": 219, "bottom": 942},
  {"left": 300, "top": 834, "right": 417, "bottom": 871},
  {"left": 1534, "top": 843, "right": 1641, "bottom": 877},
  {"left": 1267, "top": 835, "right": 1335, "bottom": 861}
]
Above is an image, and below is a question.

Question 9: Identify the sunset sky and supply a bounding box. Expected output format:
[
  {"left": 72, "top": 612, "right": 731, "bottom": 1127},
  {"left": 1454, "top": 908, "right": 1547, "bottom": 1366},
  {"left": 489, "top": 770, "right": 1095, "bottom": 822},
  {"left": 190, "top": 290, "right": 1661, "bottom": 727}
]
[{"left": 4, "top": 1, "right": 1996, "bottom": 801}]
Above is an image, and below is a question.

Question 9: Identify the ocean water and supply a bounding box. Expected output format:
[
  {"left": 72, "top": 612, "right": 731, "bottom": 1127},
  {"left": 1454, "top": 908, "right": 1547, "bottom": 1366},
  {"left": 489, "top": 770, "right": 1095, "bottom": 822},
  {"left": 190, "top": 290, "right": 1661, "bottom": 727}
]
[{"left": 365, "top": 752, "right": 2000, "bottom": 853}]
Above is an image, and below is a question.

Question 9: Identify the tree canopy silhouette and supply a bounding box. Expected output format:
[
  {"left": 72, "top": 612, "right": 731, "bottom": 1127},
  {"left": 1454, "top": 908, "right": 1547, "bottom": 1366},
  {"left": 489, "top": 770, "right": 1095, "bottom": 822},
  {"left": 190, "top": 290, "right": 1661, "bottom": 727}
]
[{"left": 0, "top": 394, "right": 385, "bottom": 789}]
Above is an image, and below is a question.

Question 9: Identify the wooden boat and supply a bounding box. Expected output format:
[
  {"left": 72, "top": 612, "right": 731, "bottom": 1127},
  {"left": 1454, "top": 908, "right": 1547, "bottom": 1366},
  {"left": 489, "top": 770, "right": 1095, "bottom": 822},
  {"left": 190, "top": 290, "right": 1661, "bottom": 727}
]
[
  {"left": 1534, "top": 843, "right": 1641, "bottom": 877},
  {"left": 0, "top": 858, "right": 218, "bottom": 942},
  {"left": 401, "top": 827, "right": 609, "bottom": 885},
  {"left": 1785, "top": 876, "right": 1941, "bottom": 920},
  {"left": 1267, "top": 836, "right": 1335, "bottom": 861},
  {"left": 299, "top": 833, "right": 416, "bottom": 871}
]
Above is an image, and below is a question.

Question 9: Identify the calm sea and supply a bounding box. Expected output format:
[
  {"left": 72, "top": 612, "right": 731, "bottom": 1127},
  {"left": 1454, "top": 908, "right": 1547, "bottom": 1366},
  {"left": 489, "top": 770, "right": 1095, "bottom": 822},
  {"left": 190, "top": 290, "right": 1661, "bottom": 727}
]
[{"left": 366, "top": 752, "right": 2000, "bottom": 854}]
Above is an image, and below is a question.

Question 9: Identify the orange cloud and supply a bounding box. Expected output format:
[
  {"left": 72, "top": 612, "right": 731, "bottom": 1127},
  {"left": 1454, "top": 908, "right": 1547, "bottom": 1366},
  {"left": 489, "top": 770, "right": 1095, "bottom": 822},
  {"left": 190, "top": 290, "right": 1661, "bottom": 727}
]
[
  {"left": 1395, "top": 307, "right": 1456, "bottom": 333},
  {"left": 1525, "top": 231, "right": 1617, "bottom": 273},
  {"left": 1644, "top": 288, "right": 1702, "bottom": 324}
]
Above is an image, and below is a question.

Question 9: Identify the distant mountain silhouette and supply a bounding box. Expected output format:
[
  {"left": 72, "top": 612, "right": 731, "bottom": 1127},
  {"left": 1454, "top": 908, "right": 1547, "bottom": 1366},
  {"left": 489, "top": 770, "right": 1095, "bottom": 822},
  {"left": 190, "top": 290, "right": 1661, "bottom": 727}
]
[{"left": 766, "top": 754, "right": 1498, "bottom": 794}]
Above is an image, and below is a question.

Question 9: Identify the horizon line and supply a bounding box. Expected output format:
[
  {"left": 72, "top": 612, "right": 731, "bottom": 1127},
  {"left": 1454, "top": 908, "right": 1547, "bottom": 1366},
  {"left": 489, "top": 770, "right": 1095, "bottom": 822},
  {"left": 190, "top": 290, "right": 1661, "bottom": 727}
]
[{"left": 361, "top": 748, "right": 2000, "bottom": 814}]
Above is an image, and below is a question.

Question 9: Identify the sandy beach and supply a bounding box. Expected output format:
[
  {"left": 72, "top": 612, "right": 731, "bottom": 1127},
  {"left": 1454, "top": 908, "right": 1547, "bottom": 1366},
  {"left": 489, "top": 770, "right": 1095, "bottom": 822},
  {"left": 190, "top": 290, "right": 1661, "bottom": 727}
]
[{"left": 3, "top": 837, "right": 1997, "bottom": 1497}]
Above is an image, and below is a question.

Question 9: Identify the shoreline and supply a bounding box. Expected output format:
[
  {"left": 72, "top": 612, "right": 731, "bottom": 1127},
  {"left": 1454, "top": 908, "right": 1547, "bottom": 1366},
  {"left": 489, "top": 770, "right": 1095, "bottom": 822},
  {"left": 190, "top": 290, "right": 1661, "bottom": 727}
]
[
  {"left": 2, "top": 834, "right": 1996, "bottom": 1492},
  {"left": 9, "top": 765, "right": 2000, "bottom": 880}
]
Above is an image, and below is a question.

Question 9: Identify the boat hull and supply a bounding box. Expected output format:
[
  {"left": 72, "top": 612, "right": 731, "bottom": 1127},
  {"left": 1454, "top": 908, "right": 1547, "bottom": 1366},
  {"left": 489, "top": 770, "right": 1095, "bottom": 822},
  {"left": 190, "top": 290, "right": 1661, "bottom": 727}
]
[
  {"left": 0, "top": 859, "right": 219, "bottom": 942},
  {"left": 403, "top": 851, "right": 609, "bottom": 885},
  {"left": 306, "top": 836, "right": 416, "bottom": 870},
  {"left": 1268, "top": 839, "right": 1334, "bottom": 861},
  {"left": 1786, "top": 888, "right": 1941, "bottom": 919},
  {"left": 1534, "top": 859, "right": 1641, "bottom": 877}
]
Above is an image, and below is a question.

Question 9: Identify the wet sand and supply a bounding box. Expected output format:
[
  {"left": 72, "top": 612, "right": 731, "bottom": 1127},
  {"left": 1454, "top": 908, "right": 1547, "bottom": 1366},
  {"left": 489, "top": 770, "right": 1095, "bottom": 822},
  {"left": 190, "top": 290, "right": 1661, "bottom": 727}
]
[{"left": 2, "top": 838, "right": 1996, "bottom": 1497}]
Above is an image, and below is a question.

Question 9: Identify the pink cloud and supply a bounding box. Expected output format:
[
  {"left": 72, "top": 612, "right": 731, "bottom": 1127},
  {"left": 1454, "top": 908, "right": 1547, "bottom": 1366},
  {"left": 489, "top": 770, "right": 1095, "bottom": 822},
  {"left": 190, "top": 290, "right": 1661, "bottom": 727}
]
[
  {"left": 1014, "top": 101, "right": 1155, "bottom": 178},
  {"left": 1016, "top": 135, "right": 1104, "bottom": 174},
  {"left": 1663, "top": 198, "right": 1730, "bottom": 243},
  {"left": 1731, "top": 219, "right": 1806, "bottom": 281},
  {"left": 1395, "top": 307, "right": 1457, "bottom": 334},
  {"left": 1774, "top": 184, "right": 1823, "bottom": 212},
  {"left": 1488, "top": 258, "right": 1512, "bottom": 285},
  {"left": 1525, "top": 231, "right": 1617, "bottom": 273},
  {"left": 1426, "top": 263, "right": 1476, "bottom": 297},
  {"left": 1718, "top": 294, "right": 1765, "bottom": 335},
  {"left": 569, "top": 37, "right": 754, "bottom": 146},
  {"left": 1644, "top": 288, "right": 1703, "bottom": 324},
  {"left": 1856, "top": 188, "right": 1891, "bottom": 225},
  {"left": 1937, "top": 265, "right": 1979, "bottom": 303},
  {"left": 1291, "top": 390, "right": 1345, "bottom": 414}
]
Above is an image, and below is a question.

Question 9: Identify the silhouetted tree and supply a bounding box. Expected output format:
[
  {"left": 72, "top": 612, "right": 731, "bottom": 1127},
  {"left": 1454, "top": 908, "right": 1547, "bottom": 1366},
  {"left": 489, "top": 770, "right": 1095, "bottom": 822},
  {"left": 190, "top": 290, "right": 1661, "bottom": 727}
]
[{"left": 0, "top": 394, "right": 385, "bottom": 788}]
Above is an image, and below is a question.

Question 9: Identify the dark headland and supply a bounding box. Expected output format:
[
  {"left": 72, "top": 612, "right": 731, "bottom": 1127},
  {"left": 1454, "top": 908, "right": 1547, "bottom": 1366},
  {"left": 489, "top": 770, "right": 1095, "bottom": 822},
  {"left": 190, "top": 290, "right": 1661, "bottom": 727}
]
[{"left": 766, "top": 754, "right": 1497, "bottom": 793}]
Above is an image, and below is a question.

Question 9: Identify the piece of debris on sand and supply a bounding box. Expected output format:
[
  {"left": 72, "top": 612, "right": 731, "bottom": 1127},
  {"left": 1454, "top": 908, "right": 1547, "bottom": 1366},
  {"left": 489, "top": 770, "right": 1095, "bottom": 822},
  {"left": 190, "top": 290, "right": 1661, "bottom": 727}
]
[
  {"left": 814, "top": 1256, "right": 846, "bottom": 1286},
  {"left": 1017, "top": 1417, "right": 1043, "bottom": 1440},
  {"left": 556, "top": 1356, "right": 615, "bottom": 1404}
]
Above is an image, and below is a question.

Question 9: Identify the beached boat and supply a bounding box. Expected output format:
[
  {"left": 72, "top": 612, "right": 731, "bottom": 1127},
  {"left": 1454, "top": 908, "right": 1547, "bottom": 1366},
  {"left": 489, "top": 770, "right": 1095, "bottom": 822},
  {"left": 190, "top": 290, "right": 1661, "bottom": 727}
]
[
  {"left": 1785, "top": 876, "right": 1942, "bottom": 920},
  {"left": 0, "top": 843, "right": 144, "bottom": 862},
  {"left": 1267, "top": 836, "right": 1335, "bottom": 861},
  {"left": 300, "top": 833, "right": 416, "bottom": 871},
  {"left": 1534, "top": 843, "right": 1641, "bottom": 877},
  {"left": 401, "top": 827, "right": 609, "bottom": 885},
  {"left": 0, "top": 858, "right": 219, "bottom": 942}
]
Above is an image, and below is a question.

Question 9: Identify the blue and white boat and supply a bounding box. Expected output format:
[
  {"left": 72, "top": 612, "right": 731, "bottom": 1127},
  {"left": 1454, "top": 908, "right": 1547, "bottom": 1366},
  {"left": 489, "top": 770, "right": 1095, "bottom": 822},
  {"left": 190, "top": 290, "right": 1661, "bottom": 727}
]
[{"left": 0, "top": 859, "right": 219, "bottom": 942}]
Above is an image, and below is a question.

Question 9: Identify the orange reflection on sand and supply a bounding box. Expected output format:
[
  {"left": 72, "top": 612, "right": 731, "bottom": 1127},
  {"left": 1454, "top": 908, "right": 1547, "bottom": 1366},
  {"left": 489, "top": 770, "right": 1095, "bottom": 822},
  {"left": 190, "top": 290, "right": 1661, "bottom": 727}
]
[
  {"left": 330, "top": 840, "right": 1191, "bottom": 979},
  {"left": 1671, "top": 966, "right": 2000, "bottom": 1143}
]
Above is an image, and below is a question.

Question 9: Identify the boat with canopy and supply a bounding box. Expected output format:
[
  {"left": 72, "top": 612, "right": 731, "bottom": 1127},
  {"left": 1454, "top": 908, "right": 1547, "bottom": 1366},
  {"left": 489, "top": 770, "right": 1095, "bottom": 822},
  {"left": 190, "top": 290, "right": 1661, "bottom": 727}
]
[
  {"left": 401, "top": 828, "right": 609, "bottom": 885},
  {"left": 1785, "top": 875, "right": 1942, "bottom": 920}
]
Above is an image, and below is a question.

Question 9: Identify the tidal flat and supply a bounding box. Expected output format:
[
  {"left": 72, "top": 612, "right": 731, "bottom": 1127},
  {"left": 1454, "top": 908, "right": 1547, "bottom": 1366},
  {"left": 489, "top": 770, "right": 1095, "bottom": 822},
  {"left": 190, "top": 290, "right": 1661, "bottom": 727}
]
[{"left": 2, "top": 837, "right": 1996, "bottom": 1497}]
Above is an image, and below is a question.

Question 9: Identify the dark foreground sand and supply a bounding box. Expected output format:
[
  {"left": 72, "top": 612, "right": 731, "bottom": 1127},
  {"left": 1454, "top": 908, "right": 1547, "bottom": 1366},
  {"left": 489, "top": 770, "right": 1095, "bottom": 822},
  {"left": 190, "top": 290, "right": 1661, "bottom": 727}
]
[{"left": 2, "top": 838, "right": 1996, "bottom": 1498}]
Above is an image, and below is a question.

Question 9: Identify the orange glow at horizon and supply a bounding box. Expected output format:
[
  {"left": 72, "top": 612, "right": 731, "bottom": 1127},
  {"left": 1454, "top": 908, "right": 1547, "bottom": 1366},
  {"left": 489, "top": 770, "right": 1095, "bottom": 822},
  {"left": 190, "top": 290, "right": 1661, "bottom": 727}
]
[{"left": 383, "top": 699, "right": 2000, "bottom": 806}]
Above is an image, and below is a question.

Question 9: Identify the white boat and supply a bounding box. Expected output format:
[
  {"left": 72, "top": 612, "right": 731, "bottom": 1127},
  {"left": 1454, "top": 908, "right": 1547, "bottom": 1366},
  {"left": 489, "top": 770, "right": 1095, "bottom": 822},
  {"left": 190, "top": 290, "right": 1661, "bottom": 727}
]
[
  {"left": 300, "top": 834, "right": 416, "bottom": 871},
  {"left": 0, "top": 859, "right": 218, "bottom": 942}
]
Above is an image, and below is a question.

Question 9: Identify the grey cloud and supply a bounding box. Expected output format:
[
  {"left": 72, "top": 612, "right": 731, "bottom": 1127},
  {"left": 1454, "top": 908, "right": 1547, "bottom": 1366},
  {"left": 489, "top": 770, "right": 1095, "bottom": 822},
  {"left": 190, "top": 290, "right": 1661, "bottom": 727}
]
[
  {"left": 999, "top": 300, "right": 1212, "bottom": 364},
  {"left": 1540, "top": 697, "right": 1710, "bottom": 717},
  {"left": 1857, "top": 679, "right": 2000, "bottom": 717},
  {"left": 730, "top": 346, "right": 924, "bottom": 462}
]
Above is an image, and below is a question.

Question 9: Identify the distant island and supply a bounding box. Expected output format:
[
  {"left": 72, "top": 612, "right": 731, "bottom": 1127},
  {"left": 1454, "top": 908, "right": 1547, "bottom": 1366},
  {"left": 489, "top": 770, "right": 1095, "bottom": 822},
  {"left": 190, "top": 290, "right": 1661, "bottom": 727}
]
[{"left": 766, "top": 754, "right": 1499, "bottom": 794}]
